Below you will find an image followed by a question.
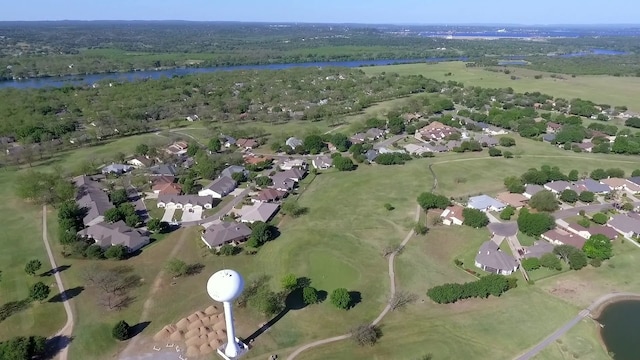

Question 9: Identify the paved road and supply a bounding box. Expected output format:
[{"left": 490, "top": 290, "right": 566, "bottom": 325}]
[
  {"left": 127, "top": 186, "right": 149, "bottom": 222},
  {"left": 514, "top": 292, "right": 640, "bottom": 360},
  {"left": 287, "top": 204, "right": 421, "bottom": 360},
  {"left": 373, "top": 134, "right": 407, "bottom": 150},
  {"left": 41, "top": 206, "right": 74, "bottom": 360}
]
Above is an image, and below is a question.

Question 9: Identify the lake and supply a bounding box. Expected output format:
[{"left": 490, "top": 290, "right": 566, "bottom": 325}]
[{"left": 597, "top": 299, "right": 640, "bottom": 359}]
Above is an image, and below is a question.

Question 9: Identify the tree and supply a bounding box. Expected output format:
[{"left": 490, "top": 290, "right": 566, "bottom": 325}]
[
  {"left": 135, "top": 143, "right": 149, "bottom": 156},
  {"left": 281, "top": 273, "right": 298, "bottom": 291},
  {"left": 559, "top": 189, "right": 578, "bottom": 203},
  {"left": 554, "top": 245, "right": 587, "bottom": 270},
  {"left": 499, "top": 137, "right": 516, "bottom": 147},
  {"left": 521, "top": 258, "right": 541, "bottom": 271},
  {"left": 207, "top": 138, "right": 221, "bottom": 153},
  {"left": 389, "top": 291, "right": 417, "bottom": 311},
  {"left": 110, "top": 188, "right": 129, "bottom": 206},
  {"left": 632, "top": 169, "right": 640, "bottom": 177},
  {"left": 462, "top": 208, "right": 489, "bottom": 228},
  {"left": 24, "top": 259, "right": 42, "bottom": 276},
  {"left": 255, "top": 176, "right": 273, "bottom": 187},
  {"left": 578, "top": 191, "right": 595, "bottom": 203},
  {"left": 166, "top": 258, "right": 189, "bottom": 277},
  {"left": 517, "top": 209, "right": 555, "bottom": 237},
  {"left": 125, "top": 214, "right": 141, "bottom": 228},
  {"left": 112, "top": 320, "right": 130, "bottom": 341},
  {"left": 249, "top": 287, "right": 284, "bottom": 316},
  {"left": 488, "top": 147, "right": 502, "bottom": 157},
  {"left": 218, "top": 244, "right": 237, "bottom": 256},
  {"left": 0, "top": 336, "right": 47, "bottom": 360},
  {"left": 568, "top": 169, "right": 579, "bottom": 181},
  {"left": 281, "top": 199, "right": 308, "bottom": 218},
  {"left": 302, "top": 286, "right": 320, "bottom": 305},
  {"left": 417, "top": 192, "right": 450, "bottom": 211},
  {"left": 147, "top": 218, "right": 162, "bottom": 232},
  {"left": 333, "top": 155, "right": 355, "bottom": 171},
  {"left": 351, "top": 324, "right": 381, "bottom": 346},
  {"left": 582, "top": 234, "right": 613, "bottom": 261},
  {"left": 303, "top": 134, "right": 326, "bottom": 154},
  {"left": 105, "top": 245, "right": 127, "bottom": 260},
  {"left": 504, "top": 176, "right": 525, "bottom": 194},
  {"left": 330, "top": 288, "right": 352, "bottom": 310},
  {"left": 85, "top": 244, "right": 105, "bottom": 259},
  {"left": 330, "top": 133, "right": 351, "bottom": 152},
  {"left": 104, "top": 208, "right": 123, "bottom": 223},
  {"left": 591, "top": 213, "right": 609, "bottom": 225},
  {"left": 186, "top": 141, "right": 199, "bottom": 156},
  {"left": 29, "top": 282, "right": 50, "bottom": 302},
  {"left": 606, "top": 168, "right": 625, "bottom": 178},
  {"left": 540, "top": 253, "right": 562, "bottom": 270},
  {"left": 500, "top": 206, "right": 515, "bottom": 220},
  {"left": 387, "top": 117, "right": 405, "bottom": 134},
  {"left": 503, "top": 151, "right": 514, "bottom": 158},
  {"left": 590, "top": 168, "right": 607, "bottom": 180},
  {"left": 247, "top": 221, "right": 274, "bottom": 248},
  {"left": 529, "top": 190, "right": 559, "bottom": 212},
  {"left": 231, "top": 171, "right": 246, "bottom": 183}
]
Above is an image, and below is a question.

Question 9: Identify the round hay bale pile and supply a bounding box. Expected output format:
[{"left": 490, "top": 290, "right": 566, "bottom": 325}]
[
  {"left": 204, "top": 305, "right": 219, "bottom": 315},
  {"left": 187, "top": 319, "right": 204, "bottom": 330},
  {"left": 186, "top": 346, "right": 200, "bottom": 357},
  {"left": 176, "top": 318, "right": 190, "bottom": 330},
  {"left": 153, "top": 326, "right": 172, "bottom": 341},
  {"left": 185, "top": 329, "right": 199, "bottom": 339},
  {"left": 199, "top": 343, "right": 215, "bottom": 355},
  {"left": 169, "top": 330, "right": 183, "bottom": 341}
]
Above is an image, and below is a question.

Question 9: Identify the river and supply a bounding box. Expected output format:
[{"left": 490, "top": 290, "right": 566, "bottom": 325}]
[{"left": 597, "top": 299, "right": 640, "bottom": 359}]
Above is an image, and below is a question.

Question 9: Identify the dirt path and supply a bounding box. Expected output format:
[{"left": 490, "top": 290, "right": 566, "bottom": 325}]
[
  {"left": 41, "top": 205, "right": 74, "bottom": 360},
  {"left": 286, "top": 204, "right": 421, "bottom": 360},
  {"left": 119, "top": 229, "right": 192, "bottom": 357}
]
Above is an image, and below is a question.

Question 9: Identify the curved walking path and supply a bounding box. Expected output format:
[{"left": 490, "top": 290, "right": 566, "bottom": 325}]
[
  {"left": 41, "top": 205, "right": 74, "bottom": 360},
  {"left": 514, "top": 292, "right": 640, "bottom": 360},
  {"left": 286, "top": 204, "right": 421, "bottom": 360}
]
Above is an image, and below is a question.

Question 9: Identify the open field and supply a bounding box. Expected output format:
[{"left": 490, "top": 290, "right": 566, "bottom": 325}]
[{"left": 363, "top": 62, "right": 640, "bottom": 112}]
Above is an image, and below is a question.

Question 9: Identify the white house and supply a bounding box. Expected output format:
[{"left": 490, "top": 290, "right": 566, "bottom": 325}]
[
  {"left": 280, "top": 159, "right": 306, "bottom": 170},
  {"left": 441, "top": 205, "right": 464, "bottom": 226},
  {"left": 484, "top": 126, "right": 508, "bottom": 135},
  {"left": 467, "top": 195, "right": 506, "bottom": 212},
  {"left": 157, "top": 195, "right": 213, "bottom": 210},
  {"left": 285, "top": 137, "right": 303, "bottom": 149}
]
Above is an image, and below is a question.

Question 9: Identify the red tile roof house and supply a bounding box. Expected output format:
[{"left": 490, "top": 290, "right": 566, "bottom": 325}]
[
  {"left": 541, "top": 228, "right": 587, "bottom": 248},
  {"left": 440, "top": 205, "right": 464, "bottom": 226},
  {"left": 152, "top": 182, "right": 182, "bottom": 196},
  {"left": 236, "top": 138, "right": 259, "bottom": 150},
  {"left": 415, "top": 121, "right": 459, "bottom": 141}
]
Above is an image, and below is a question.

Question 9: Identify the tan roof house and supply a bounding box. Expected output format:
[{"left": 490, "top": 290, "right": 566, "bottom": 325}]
[{"left": 496, "top": 192, "right": 528, "bottom": 209}]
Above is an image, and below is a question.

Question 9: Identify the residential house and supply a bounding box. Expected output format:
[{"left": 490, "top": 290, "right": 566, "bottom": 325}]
[
  {"left": 496, "top": 192, "right": 528, "bottom": 209},
  {"left": 149, "top": 164, "right": 178, "bottom": 177},
  {"left": 186, "top": 115, "right": 199, "bottom": 122},
  {"left": 222, "top": 135, "right": 236, "bottom": 148},
  {"left": 180, "top": 157, "right": 195, "bottom": 169},
  {"left": 270, "top": 168, "right": 306, "bottom": 192},
  {"left": 350, "top": 133, "right": 367, "bottom": 144},
  {"left": 523, "top": 184, "right": 544, "bottom": 199},
  {"left": 601, "top": 178, "right": 640, "bottom": 192},
  {"left": 279, "top": 168, "right": 307, "bottom": 182},
  {"left": 200, "top": 222, "right": 252, "bottom": 249},
  {"left": 542, "top": 134, "right": 557, "bottom": 143},
  {"left": 415, "top": 121, "right": 459, "bottom": 141},
  {"left": 365, "top": 128, "right": 384, "bottom": 140},
  {"left": 365, "top": 149, "right": 379, "bottom": 163},
  {"left": 576, "top": 142, "right": 594, "bottom": 152},
  {"left": 467, "top": 195, "right": 507, "bottom": 212},
  {"left": 544, "top": 181, "right": 571, "bottom": 194},
  {"left": 198, "top": 177, "right": 237, "bottom": 198},
  {"left": 237, "top": 202, "right": 280, "bottom": 223},
  {"left": 474, "top": 241, "right": 519, "bottom": 275},
  {"left": 236, "top": 138, "right": 258, "bottom": 150},
  {"left": 608, "top": 214, "right": 640, "bottom": 238},
  {"left": 73, "top": 175, "right": 114, "bottom": 226},
  {"left": 627, "top": 177, "right": 640, "bottom": 187},
  {"left": 541, "top": 228, "right": 587, "bottom": 248},
  {"left": 312, "top": 156, "right": 333, "bottom": 170},
  {"left": 220, "top": 165, "right": 249, "bottom": 179},
  {"left": 78, "top": 221, "right": 150, "bottom": 252},
  {"left": 523, "top": 241, "right": 554, "bottom": 259},
  {"left": 255, "top": 188, "right": 287, "bottom": 203},
  {"left": 280, "top": 159, "right": 306, "bottom": 171},
  {"left": 473, "top": 135, "right": 498, "bottom": 147},
  {"left": 127, "top": 156, "right": 153, "bottom": 168},
  {"left": 285, "top": 137, "right": 303, "bottom": 149},
  {"left": 101, "top": 163, "right": 134, "bottom": 175},
  {"left": 484, "top": 126, "right": 508, "bottom": 136},
  {"left": 402, "top": 113, "right": 422, "bottom": 122},
  {"left": 244, "top": 155, "right": 272, "bottom": 166},
  {"left": 165, "top": 141, "right": 189, "bottom": 155},
  {"left": 572, "top": 179, "right": 611, "bottom": 194},
  {"left": 152, "top": 182, "right": 182, "bottom": 196},
  {"left": 404, "top": 144, "right": 431, "bottom": 155},
  {"left": 151, "top": 175, "right": 176, "bottom": 187},
  {"left": 440, "top": 205, "right": 464, "bottom": 226},
  {"left": 157, "top": 194, "right": 213, "bottom": 210},
  {"left": 565, "top": 223, "right": 618, "bottom": 240},
  {"left": 546, "top": 122, "right": 562, "bottom": 133}
]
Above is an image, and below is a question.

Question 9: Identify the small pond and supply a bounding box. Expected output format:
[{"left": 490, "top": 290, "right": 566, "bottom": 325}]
[{"left": 597, "top": 299, "right": 640, "bottom": 359}]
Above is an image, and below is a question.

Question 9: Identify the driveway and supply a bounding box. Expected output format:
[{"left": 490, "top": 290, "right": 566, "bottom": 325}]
[
  {"left": 181, "top": 207, "right": 202, "bottom": 222},
  {"left": 488, "top": 222, "right": 518, "bottom": 236},
  {"left": 127, "top": 186, "right": 148, "bottom": 221},
  {"left": 161, "top": 208, "right": 176, "bottom": 222},
  {"left": 373, "top": 134, "right": 406, "bottom": 150}
]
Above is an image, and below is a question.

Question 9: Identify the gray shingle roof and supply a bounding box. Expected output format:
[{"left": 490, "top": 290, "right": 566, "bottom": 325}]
[
  {"left": 78, "top": 221, "right": 149, "bottom": 251},
  {"left": 101, "top": 163, "right": 133, "bottom": 174},
  {"left": 609, "top": 214, "right": 640, "bottom": 236},
  {"left": 475, "top": 241, "right": 518, "bottom": 272},
  {"left": 150, "top": 164, "right": 178, "bottom": 176},
  {"left": 573, "top": 179, "right": 611, "bottom": 193},
  {"left": 201, "top": 222, "right": 252, "bottom": 248},
  {"left": 220, "top": 165, "right": 248, "bottom": 179},
  {"left": 238, "top": 202, "right": 280, "bottom": 223},
  {"left": 202, "top": 177, "right": 237, "bottom": 195},
  {"left": 525, "top": 184, "right": 544, "bottom": 196},
  {"left": 157, "top": 194, "right": 213, "bottom": 207},
  {"left": 73, "top": 175, "right": 114, "bottom": 226}
]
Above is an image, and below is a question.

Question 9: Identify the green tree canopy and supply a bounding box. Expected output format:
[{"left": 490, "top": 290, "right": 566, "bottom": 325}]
[
  {"left": 568, "top": 169, "right": 579, "bottom": 181},
  {"left": 559, "top": 189, "right": 578, "bottom": 203},
  {"left": 517, "top": 208, "right": 555, "bottom": 237},
  {"left": 110, "top": 189, "right": 129, "bottom": 207},
  {"left": 462, "top": 208, "right": 489, "bottom": 228},
  {"left": 417, "top": 192, "right": 450, "bottom": 211},
  {"left": 24, "top": 259, "right": 42, "bottom": 276},
  {"left": 589, "top": 168, "right": 607, "bottom": 180},
  {"left": 578, "top": 191, "right": 595, "bottom": 203},
  {"left": 504, "top": 176, "right": 525, "bottom": 193},
  {"left": 302, "top": 286, "right": 320, "bottom": 305},
  {"left": 582, "top": 234, "right": 613, "bottom": 261},
  {"left": 499, "top": 137, "right": 516, "bottom": 147},
  {"left": 330, "top": 288, "right": 352, "bottom": 310},
  {"left": 303, "top": 134, "right": 326, "bottom": 154},
  {"left": 29, "top": 282, "right": 50, "bottom": 302},
  {"left": 540, "top": 253, "right": 562, "bottom": 270},
  {"left": 529, "top": 190, "right": 559, "bottom": 212},
  {"left": 112, "top": 320, "right": 130, "bottom": 341},
  {"left": 247, "top": 221, "right": 275, "bottom": 248},
  {"left": 591, "top": 213, "right": 609, "bottom": 225},
  {"left": 105, "top": 245, "right": 127, "bottom": 260}
]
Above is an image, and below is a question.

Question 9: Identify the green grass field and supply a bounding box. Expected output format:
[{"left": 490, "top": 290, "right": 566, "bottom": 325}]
[{"left": 363, "top": 62, "right": 640, "bottom": 112}]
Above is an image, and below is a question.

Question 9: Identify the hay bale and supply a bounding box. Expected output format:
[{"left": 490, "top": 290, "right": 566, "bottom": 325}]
[
  {"left": 185, "top": 329, "right": 199, "bottom": 339},
  {"left": 210, "top": 338, "right": 223, "bottom": 347},
  {"left": 200, "top": 317, "right": 212, "bottom": 326},
  {"left": 199, "top": 343, "right": 215, "bottom": 355},
  {"left": 187, "top": 314, "right": 199, "bottom": 322},
  {"left": 187, "top": 319, "right": 204, "bottom": 330},
  {"left": 215, "top": 329, "right": 227, "bottom": 338},
  {"left": 185, "top": 337, "right": 201, "bottom": 347},
  {"left": 176, "top": 318, "right": 190, "bottom": 330},
  {"left": 204, "top": 305, "right": 219, "bottom": 315},
  {"left": 169, "top": 330, "right": 183, "bottom": 341},
  {"left": 186, "top": 346, "right": 200, "bottom": 357},
  {"left": 212, "top": 321, "right": 226, "bottom": 331},
  {"left": 153, "top": 325, "right": 174, "bottom": 341},
  {"left": 199, "top": 327, "right": 210, "bottom": 336},
  {"left": 194, "top": 311, "right": 207, "bottom": 319}
]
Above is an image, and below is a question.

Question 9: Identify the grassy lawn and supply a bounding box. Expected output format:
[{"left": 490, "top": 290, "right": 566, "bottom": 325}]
[
  {"left": 363, "top": 62, "right": 640, "bottom": 112},
  {"left": 533, "top": 320, "right": 609, "bottom": 360},
  {"left": 518, "top": 233, "right": 537, "bottom": 247},
  {"left": 144, "top": 198, "right": 164, "bottom": 219},
  {"left": 203, "top": 196, "right": 233, "bottom": 217}
]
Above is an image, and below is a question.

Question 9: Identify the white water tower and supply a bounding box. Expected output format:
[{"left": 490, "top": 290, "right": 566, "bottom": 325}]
[{"left": 207, "top": 269, "right": 248, "bottom": 359}]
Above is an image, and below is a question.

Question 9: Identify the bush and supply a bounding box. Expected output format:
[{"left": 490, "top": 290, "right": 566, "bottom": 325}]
[
  {"left": 522, "top": 258, "right": 541, "bottom": 271},
  {"left": 351, "top": 324, "right": 381, "bottom": 346},
  {"left": 591, "top": 212, "right": 609, "bottom": 225},
  {"left": 577, "top": 217, "right": 591, "bottom": 228},
  {"left": 590, "top": 258, "right": 602, "bottom": 267},
  {"left": 540, "top": 253, "right": 562, "bottom": 270},
  {"left": 462, "top": 208, "right": 489, "bottom": 228},
  {"left": 384, "top": 203, "right": 394, "bottom": 211},
  {"left": 105, "top": 245, "right": 127, "bottom": 260},
  {"left": 333, "top": 155, "right": 356, "bottom": 171},
  {"left": 499, "top": 137, "right": 516, "bottom": 147},
  {"left": 559, "top": 189, "right": 578, "bottom": 204},
  {"left": 85, "top": 244, "right": 105, "bottom": 259},
  {"left": 330, "top": 288, "right": 352, "bottom": 310},
  {"left": 427, "top": 274, "right": 515, "bottom": 304},
  {"left": 499, "top": 206, "right": 515, "bottom": 220},
  {"left": 374, "top": 153, "right": 412, "bottom": 165},
  {"left": 302, "top": 286, "right": 320, "bottom": 305},
  {"left": 488, "top": 147, "right": 502, "bottom": 157},
  {"left": 112, "top": 320, "right": 130, "bottom": 341},
  {"left": 503, "top": 151, "right": 514, "bottom": 158},
  {"left": 29, "top": 282, "right": 50, "bottom": 302}
]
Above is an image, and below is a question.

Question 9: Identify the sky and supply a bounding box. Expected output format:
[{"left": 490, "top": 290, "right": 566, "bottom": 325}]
[{"left": 1, "top": 0, "right": 638, "bottom": 25}]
